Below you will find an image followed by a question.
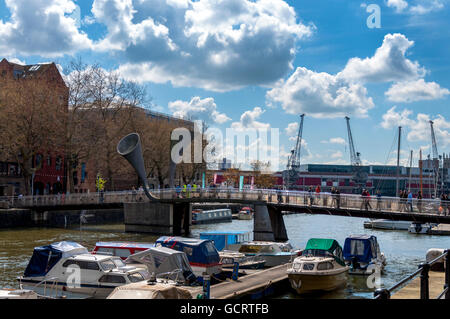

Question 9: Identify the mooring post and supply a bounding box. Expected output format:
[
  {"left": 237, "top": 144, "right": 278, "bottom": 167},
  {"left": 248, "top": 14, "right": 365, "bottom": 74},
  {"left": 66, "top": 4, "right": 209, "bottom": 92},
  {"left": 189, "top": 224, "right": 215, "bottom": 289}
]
[
  {"left": 202, "top": 275, "right": 210, "bottom": 299},
  {"left": 419, "top": 263, "right": 430, "bottom": 299},
  {"left": 445, "top": 249, "right": 450, "bottom": 299},
  {"left": 232, "top": 262, "right": 239, "bottom": 281}
]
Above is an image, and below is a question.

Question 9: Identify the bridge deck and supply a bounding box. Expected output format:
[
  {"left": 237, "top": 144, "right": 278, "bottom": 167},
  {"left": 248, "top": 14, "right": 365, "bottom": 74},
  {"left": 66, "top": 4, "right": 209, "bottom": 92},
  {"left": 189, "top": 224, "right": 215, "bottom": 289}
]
[{"left": 4, "top": 188, "right": 450, "bottom": 224}]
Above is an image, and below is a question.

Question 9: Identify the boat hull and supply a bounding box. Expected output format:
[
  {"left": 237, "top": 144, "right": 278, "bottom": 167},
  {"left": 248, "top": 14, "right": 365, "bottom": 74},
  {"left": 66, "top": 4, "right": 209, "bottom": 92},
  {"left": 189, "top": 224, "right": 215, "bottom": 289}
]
[
  {"left": 288, "top": 271, "right": 348, "bottom": 295},
  {"left": 238, "top": 213, "right": 252, "bottom": 220}
]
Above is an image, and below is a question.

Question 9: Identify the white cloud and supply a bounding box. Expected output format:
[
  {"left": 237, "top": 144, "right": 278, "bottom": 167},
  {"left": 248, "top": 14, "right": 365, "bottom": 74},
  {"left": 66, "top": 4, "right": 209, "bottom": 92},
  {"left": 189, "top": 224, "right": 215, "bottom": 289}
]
[
  {"left": 381, "top": 107, "right": 450, "bottom": 147},
  {"left": 386, "top": 0, "right": 409, "bottom": 12},
  {"left": 94, "top": 0, "right": 314, "bottom": 91},
  {"left": 338, "top": 33, "right": 425, "bottom": 83},
  {"left": 321, "top": 137, "right": 347, "bottom": 145},
  {"left": 331, "top": 151, "right": 344, "bottom": 159},
  {"left": 168, "top": 96, "right": 231, "bottom": 124},
  {"left": 386, "top": 0, "right": 445, "bottom": 15},
  {"left": 231, "top": 107, "right": 271, "bottom": 131},
  {"left": 0, "top": 0, "right": 92, "bottom": 57},
  {"left": 266, "top": 67, "right": 374, "bottom": 118},
  {"left": 385, "top": 79, "right": 450, "bottom": 102},
  {"left": 285, "top": 122, "right": 299, "bottom": 136},
  {"left": 410, "top": 0, "right": 444, "bottom": 14}
]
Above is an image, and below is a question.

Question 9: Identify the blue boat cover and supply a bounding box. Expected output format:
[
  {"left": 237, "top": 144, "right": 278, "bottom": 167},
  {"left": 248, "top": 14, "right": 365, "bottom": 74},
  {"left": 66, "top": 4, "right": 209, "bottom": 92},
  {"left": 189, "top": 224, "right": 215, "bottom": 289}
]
[
  {"left": 199, "top": 231, "right": 251, "bottom": 251},
  {"left": 155, "top": 236, "right": 220, "bottom": 265},
  {"left": 24, "top": 242, "right": 88, "bottom": 277},
  {"left": 343, "top": 235, "right": 378, "bottom": 264}
]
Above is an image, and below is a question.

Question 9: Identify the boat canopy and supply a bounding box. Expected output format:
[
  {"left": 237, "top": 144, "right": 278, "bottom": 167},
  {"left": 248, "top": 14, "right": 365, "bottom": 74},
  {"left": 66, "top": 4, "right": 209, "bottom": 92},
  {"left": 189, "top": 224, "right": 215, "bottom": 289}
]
[
  {"left": 303, "top": 238, "right": 345, "bottom": 266},
  {"left": 126, "top": 246, "right": 196, "bottom": 284},
  {"left": 95, "top": 242, "right": 155, "bottom": 250},
  {"left": 343, "top": 235, "right": 380, "bottom": 264},
  {"left": 24, "top": 242, "right": 88, "bottom": 277},
  {"left": 199, "top": 231, "right": 251, "bottom": 251},
  {"left": 155, "top": 237, "right": 220, "bottom": 266}
]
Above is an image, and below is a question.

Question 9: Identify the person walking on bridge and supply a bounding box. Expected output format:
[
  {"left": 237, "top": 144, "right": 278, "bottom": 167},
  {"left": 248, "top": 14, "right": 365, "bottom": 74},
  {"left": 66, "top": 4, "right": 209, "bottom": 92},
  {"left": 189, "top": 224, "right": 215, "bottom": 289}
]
[
  {"left": 308, "top": 186, "right": 314, "bottom": 206},
  {"left": 335, "top": 188, "right": 341, "bottom": 209},
  {"left": 331, "top": 187, "right": 337, "bottom": 208},
  {"left": 315, "top": 185, "right": 321, "bottom": 206},
  {"left": 417, "top": 191, "right": 423, "bottom": 214},
  {"left": 407, "top": 191, "right": 413, "bottom": 212},
  {"left": 376, "top": 191, "right": 382, "bottom": 211}
]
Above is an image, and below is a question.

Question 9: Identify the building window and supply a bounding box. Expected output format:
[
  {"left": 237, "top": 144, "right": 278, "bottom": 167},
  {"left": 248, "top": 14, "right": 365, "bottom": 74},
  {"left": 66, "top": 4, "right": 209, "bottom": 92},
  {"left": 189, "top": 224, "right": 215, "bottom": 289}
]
[
  {"left": 55, "top": 157, "right": 62, "bottom": 171},
  {"left": 47, "top": 155, "right": 51, "bottom": 167},
  {"left": 35, "top": 154, "right": 43, "bottom": 168}
]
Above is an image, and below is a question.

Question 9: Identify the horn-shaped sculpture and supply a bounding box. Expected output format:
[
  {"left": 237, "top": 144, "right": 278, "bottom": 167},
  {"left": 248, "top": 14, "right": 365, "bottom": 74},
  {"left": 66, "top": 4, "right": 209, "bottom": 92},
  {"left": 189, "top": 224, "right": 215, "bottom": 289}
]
[{"left": 117, "top": 133, "right": 158, "bottom": 202}]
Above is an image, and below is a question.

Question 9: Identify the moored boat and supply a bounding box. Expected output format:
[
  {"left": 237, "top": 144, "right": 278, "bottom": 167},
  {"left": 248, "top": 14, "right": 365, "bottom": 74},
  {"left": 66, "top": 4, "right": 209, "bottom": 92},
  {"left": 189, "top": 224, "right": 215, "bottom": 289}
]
[
  {"left": 408, "top": 222, "right": 437, "bottom": 234},
  {"left": 219, "top": 251, "right": 266, "bottom": 269},
  {"left": 287, "top": 238, "right": 349, "bottom": 295},
  {"left": 363, "top": 219, "right": 411, "bottom": 230},
  {"left": 192, "top": 209, "right": 232, "bottom": 225},
  {"left": 92, "top": 241, "right": 155, "bottom": 260},
  {"left": 19, "top": 241, "right": 149, "bottom": 299},
  {"left": 238, "top": 207, "right": 253, "bottom": 220},
  {"left": 238, "top": 241, "right": 300, "bottom": 267},
  {"left": 343, "top": 235, "right": 386, "bottom": 275},
  {"left": 155, "top": 237, "right": 222, "bottom": 277}
]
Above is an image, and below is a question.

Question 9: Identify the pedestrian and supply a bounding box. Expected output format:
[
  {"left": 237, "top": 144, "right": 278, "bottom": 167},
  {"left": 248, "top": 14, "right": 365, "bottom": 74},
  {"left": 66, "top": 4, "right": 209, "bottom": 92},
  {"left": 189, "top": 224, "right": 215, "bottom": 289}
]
[
  {"left": 365, "top": 190, "right": 372, "bottom": 211},
  {"left": 444, "top": 193, "right": 449, "bottom": 216},
  {"left": 398, "top": 190, "right": 404, "bottom": 212},
  {"left": 131, "top": 186, "right": 137, "bottom": 201},
  {"left": 335, "top": 188, "right": 341, "bottom": 209},
  {"left": 308, "top": 186, "right": 314, "bottom": 206},
  {"left": 175, "top": 185, "right": 181, "bottom": 198},
  {"left": 417, "top": 191, "right": 423, "bottom": 214},
  {"left": 440, "top": 193, "right": 446, "bottom": 216},
  {"left": 376, "top": 190, "right": 382, "bottom": 211},
  {"left": 315, "top": 185, "right": 321, "bottom": 205},
  {"left": 277, "top": 189, "right": 282, "bottom": 204},
  {"left": 407, "top": 191, "right": 413, "bottom": 212},
  {"left": 331, "top": 187, "right": 336, "bottom": 208}
]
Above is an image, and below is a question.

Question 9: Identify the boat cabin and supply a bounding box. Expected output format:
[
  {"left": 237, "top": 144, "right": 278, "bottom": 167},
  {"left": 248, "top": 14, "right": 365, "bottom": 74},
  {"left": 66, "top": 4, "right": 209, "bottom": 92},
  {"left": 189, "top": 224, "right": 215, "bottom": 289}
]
[
  {"left": 92, "top": 242, "right": 155, "bottom": 260},
  {"left": 199, "top": 231, "right": 252, "bottom": 251},
  {"left": 126, "top": 246, "right": 197, "bottom": 284},
  {"left": 155, "top": 237, "right": 221, "bottom": 277},
  {"left": 301, "top": 238, "right": 346, "bottom": 266},
  {"left": 343, "top": 235, "right": 382, "bottom": 266}
]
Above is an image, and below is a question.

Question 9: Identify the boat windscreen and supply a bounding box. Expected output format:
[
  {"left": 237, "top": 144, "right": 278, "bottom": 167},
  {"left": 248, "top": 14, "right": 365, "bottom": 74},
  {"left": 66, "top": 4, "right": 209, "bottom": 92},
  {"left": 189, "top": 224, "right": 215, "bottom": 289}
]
[{"left": 100, "top": 260, "right": 116, "bottom": 271}]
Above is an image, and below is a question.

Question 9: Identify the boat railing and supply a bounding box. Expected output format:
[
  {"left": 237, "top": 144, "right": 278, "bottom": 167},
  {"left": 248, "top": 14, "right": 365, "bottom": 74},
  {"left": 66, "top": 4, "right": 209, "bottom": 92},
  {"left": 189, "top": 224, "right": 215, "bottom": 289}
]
[
  {"left": 19, "top": 276, "right": 62, "bottom": 299},
  {"left": 156, "top": 269, "right": 184, "bottom": 284},
  {"left": 374, "top": 249, "right": 450, "bottom": 299}
]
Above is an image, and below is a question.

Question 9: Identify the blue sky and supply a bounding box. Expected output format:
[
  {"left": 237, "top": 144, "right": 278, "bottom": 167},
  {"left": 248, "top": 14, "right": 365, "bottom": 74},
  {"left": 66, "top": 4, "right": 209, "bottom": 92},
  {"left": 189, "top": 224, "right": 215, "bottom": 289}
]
[{"left": 0, "top": 0, "right": 449, "bottom": 170}]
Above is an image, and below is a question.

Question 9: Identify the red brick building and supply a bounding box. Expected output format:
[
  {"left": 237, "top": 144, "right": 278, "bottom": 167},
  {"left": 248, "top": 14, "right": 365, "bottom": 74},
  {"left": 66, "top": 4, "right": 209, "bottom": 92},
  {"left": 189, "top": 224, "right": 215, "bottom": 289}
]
[{"left": 0, "top": 58, "right": 68, "bottom": 195}]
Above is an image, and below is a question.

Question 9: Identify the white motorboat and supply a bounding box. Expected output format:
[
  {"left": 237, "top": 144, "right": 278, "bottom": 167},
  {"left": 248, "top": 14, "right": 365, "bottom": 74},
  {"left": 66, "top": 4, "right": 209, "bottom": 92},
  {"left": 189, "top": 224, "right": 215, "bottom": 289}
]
[
  {"left": 238, "top": 207, "right": 253, "bottom": 220},
  {"left": 287, "top": 238, "right": 349, "bottom": 295},
  {"left": 364, "top": 219, "right": 411, "bottom": 230},
  {"left": 19, "top": 241, "right": 149, "bottom": 299},
  {"left": 219, "top": 251, "right": 265, "bottom": 269},
  {"left": 238, "top": 241, "right": 300, "bottom": 267},
  {"left": 408, "top": 222, "right": 438, "bottom": 234},
  {"left": 343, "top": 235, "right": 387, "bottom": 275}
]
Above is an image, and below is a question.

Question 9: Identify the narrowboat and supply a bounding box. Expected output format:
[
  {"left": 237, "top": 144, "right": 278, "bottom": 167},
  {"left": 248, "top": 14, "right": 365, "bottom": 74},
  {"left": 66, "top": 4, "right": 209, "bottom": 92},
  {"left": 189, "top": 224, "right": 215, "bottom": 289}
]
[
  {"left": 343, "top": 235, "right": 386, "bottom": 275},
  {"left": 192, "top": 209, "right": 233, "bottom": 224},
  {"left": 287, "top": 238, "right": 349, "bottom": 295},
  {"left": 155, "top": 237, "right": 222, "bottom": 277}
]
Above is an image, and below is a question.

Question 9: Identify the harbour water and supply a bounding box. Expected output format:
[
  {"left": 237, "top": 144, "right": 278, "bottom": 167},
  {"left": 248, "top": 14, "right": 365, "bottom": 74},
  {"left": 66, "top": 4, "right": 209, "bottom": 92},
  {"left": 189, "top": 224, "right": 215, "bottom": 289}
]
[{"left": 1, "top": 214, "right": 449, "bottom": 299}]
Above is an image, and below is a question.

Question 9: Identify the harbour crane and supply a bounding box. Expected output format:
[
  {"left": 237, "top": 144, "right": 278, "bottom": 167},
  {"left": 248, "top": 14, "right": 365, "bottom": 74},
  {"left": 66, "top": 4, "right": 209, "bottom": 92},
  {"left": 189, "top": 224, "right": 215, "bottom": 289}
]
[
  {"left": 284, "top": 114, "right": 305, "bottom": 190},
  {"left": 345, "top": 116, "right": 368, "bottom": 193},
  {"left": 430, "top": 120, "right": 441, "bottom": 196}
]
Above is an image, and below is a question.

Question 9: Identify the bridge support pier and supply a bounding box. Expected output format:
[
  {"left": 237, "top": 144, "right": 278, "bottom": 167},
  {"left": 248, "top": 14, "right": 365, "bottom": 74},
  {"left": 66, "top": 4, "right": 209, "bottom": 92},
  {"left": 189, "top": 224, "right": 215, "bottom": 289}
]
[
  {"left": 253, "top": 204, "right": 288, "bottom": 242},
  {"left": 124, "top": 202, "right": 191, "bottom": 236}
]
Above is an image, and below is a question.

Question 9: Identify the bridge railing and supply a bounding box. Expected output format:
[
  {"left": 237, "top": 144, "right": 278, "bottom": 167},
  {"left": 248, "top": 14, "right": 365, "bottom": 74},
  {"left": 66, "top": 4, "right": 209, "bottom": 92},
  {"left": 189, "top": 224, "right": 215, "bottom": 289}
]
[
  {"left": 2, "top": 188, "right": 449, "bottom": 217},
  {"left": 374, "top": 249, "right": 450, "bottom": 299}
]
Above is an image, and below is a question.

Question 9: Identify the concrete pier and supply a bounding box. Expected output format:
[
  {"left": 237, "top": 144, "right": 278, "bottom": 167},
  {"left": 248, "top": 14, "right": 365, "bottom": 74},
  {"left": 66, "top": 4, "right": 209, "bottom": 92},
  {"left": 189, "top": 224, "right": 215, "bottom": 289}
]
[
  {"left": 123, "top": 202, "right": 191, "bottom": 236},
  {"left": 392, "top": 271, "right": 446, "bottom": 299}
]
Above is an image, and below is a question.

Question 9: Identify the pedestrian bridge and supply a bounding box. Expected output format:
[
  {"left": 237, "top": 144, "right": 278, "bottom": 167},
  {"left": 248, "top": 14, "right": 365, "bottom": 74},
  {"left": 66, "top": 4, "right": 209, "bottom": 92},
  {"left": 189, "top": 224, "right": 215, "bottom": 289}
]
[{"left": 3, "top": 189, "right": 450, "bottom": 240}]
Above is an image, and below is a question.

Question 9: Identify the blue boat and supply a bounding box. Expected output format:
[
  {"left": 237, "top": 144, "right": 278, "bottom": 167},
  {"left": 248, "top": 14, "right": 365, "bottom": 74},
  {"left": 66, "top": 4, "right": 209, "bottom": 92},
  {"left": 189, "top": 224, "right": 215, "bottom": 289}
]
[
  {"left": 343, "top": 235, "right": 387, "bottom": 275},
  {"left": 199, "top": 231, "right": 252, "bottom": 251},
  {"left": 155, "top": 236, "right": 222, "bottom": 277}
]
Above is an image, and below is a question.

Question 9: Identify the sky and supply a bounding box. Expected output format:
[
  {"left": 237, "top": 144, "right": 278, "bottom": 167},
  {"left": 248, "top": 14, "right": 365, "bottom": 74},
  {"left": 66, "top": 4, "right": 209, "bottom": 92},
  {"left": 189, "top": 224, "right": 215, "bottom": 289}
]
[{"left": 0, "top": 0, "right": 449, "bottom": 171}]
